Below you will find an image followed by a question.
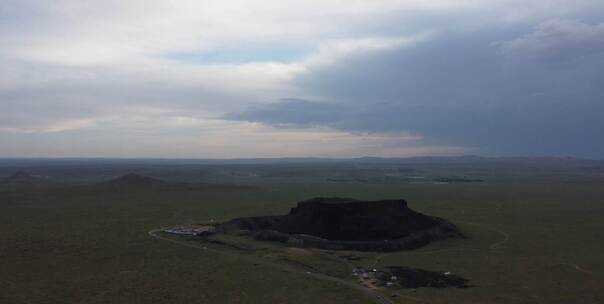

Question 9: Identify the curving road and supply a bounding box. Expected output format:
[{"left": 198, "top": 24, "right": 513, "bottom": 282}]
[{"left": 148, "top": 229, "right": 396, "bottom": 304}]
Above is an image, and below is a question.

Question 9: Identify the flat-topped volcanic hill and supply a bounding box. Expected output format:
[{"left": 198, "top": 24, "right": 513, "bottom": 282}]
[{"left": 218, "top": 197, "right": 463, "bottom": 251}]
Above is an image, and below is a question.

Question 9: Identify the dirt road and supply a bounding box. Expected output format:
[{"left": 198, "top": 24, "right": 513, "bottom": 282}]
[{"left": 148, "top": 229, "right": 396, "bottom": 304}]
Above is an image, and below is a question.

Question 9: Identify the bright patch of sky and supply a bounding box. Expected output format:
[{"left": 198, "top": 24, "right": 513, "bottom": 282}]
[{"left": 164, "top": 45, "right": 314, "bottom": 64}]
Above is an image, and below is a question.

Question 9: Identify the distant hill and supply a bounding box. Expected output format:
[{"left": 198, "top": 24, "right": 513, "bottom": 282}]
[
  {"left": 3, "top": 171, "right": 41, "bottom": 183},
  {"left": 99, "top": 173, "right": 167, "bottom": 187},
  {"left": 0, "top": 171, "right": 54, "bottom": 190},
  {"left": 96, "top": 173, "right": 254, "bottom": 191}
]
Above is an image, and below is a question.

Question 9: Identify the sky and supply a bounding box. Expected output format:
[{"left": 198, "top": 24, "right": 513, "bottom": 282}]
[{"left": 1, "top": 0, "right": 604, "bottom": 159}]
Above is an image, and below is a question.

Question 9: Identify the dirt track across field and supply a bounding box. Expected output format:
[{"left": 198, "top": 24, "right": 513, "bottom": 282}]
[{"left": 148, "top": 229, "right": 397, "bottom": 304}]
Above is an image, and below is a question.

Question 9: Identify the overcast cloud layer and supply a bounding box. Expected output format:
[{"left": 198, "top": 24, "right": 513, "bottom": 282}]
[{"left": 1, "top": 1, "right": 603, "bottom": 158}]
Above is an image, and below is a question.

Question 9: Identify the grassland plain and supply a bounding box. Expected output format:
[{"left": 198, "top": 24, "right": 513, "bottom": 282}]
[{"left": 1, "top": 172, "right": 604, "bottom": 303}]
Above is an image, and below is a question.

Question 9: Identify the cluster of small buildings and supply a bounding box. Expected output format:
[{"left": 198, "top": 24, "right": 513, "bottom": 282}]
[
  {"left": 163, "top": 225, "right": 215, "bottom": 236},
  {"left": 351, "top": 268, "right": 399, "bottom": 289}
]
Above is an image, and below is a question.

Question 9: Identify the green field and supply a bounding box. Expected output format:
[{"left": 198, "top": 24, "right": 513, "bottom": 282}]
[{"left": 1, "top": 160, "right": 603, "bottom": 303}]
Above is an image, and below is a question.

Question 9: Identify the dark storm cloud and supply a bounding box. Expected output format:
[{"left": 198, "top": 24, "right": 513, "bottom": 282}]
[
  {"left": 497, "top": 19, "right": 604, "bottom": 63},
  {"left": 227, "top": 20, "right": 604, "bottom": 158}
]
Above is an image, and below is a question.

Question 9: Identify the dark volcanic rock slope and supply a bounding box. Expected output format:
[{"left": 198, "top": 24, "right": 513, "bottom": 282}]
[{"left": 219, "top": 197, "right": 463, "bottom": 251}]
